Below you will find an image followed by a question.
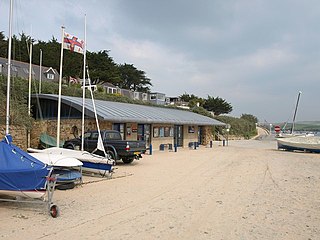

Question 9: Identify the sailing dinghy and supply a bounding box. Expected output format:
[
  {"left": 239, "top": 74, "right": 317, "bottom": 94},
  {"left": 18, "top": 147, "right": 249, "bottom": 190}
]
[
  {"left": 0, "top": 135, "right": 59, "bottom": 217},
  {"left": 277, "top": 135, "right": 320, "bottom": 153}
]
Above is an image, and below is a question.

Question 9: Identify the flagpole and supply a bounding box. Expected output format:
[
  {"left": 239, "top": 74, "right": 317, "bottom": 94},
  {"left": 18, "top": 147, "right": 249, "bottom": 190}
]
[
  {"left": 6, "top": 0, "right": 13, "bottom": 135},
  {"left": 39, "top": 49, "right": 42, "bottom": 94},
  {"left": 81, "top": 15, "right": 87, "bottom": 151},
  {"left": 57, "top": 26, "right": 65, "bottom": 147}
]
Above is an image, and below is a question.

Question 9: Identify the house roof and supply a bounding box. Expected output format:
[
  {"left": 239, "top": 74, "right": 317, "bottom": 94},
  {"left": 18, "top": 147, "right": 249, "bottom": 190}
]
[
  {"left": 0, "top": 57, "right": 59, "bottom": 81},
  {"left": 35, "top": 94, "right": 225, "bottom": 126}
]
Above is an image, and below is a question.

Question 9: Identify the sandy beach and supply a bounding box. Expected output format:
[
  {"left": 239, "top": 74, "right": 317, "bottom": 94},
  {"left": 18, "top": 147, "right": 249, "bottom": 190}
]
[{"left": 1, "top": 138, "right": 320, "bottom": 240}]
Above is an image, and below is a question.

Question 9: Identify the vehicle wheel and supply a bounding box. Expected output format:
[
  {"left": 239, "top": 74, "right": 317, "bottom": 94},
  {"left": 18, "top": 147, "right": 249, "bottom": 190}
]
[
  {"left": 66, "top": 144, "right": 74, "bottom": 150},
  {"left": 122, "top": 158, "right": 134, "bottom": 164},
  {"left": 106, "top": 150, "right": 115, "bottom": 160},
  {"left": 50, "top": 204, "right": 59, "bottom": 218}
]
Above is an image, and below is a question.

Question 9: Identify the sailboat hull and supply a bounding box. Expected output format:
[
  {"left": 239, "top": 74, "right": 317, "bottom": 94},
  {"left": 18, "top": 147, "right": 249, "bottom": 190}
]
[
  {"left": 277, "top": 136, "right": 320, "bottom": 153},
  {"left": 28, "top": 147, "right": 114, "bottom": 175},
  {"left": 27, "top": 148, "right": 83, "bottom": 167}
]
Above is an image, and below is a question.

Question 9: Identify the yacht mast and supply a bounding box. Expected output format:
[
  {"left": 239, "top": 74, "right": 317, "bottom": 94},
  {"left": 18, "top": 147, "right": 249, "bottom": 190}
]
[
  {"left": 6, "top": 0, "right": 13, "bottom": 135},
  {"left": 291, "top": 91, "right": 302, "bottom": 134}
]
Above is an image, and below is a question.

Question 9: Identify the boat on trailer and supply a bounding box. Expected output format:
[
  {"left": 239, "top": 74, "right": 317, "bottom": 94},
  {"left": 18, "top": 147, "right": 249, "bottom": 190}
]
[
  {"left": 0, "top": 135, "right": 59, "bottom": 217},
  {"left": 0, "top": 0, "right": 59, "bottom": 217},
  {"left": 277, "top": 135, "right": 320, "bottom": 153},
  {"left": 28, "top": 147, "right": 114, "bottom": 177}
]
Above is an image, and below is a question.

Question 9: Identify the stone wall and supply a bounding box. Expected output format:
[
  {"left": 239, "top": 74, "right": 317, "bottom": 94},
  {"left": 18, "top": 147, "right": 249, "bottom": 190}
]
[
  {"left": 202, "top": 126, "right": 214, "bottom": 145},
  {"left": 30, "top": 119, "right": 112, "bottom": 148},
  {"left": 0, "top": 125, "right": 28, "bottom": 150}
]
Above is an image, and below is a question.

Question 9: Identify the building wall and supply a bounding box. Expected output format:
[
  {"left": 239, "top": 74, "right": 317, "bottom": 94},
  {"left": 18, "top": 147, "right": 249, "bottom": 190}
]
[
  {"left": 151, "top": 124, "right": 174, "bottom": 150},
  {"left": 30, "top": 119, "right": 112, "bottom": 148},
  {"left": 183, "top": 125, "right": 199, "bottom": 147},
  {"left": 202, "top": 126, "right": 214, "bottom": 145},
  {"left": 0, "top": 125, "right": 28, "bottom": 150},
  {"left": 125, "top": 122, "right": 138, "bottom": 140},
  {"left": 2, "top": 120, "right": 215, "bottom": 151}
]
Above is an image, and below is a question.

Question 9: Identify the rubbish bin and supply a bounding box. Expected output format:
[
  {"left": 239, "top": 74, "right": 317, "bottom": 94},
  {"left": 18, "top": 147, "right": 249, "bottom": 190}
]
[{"left": 159, "top": 144, "right": 164, "bottom": 151}]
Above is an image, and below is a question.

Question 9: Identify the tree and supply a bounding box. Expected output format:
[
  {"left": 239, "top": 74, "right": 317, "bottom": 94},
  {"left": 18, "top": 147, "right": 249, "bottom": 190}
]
[
  {"left": 11, "top": 33, "right": 31, "bottom": 62},
  {"left": 0, "top": 31, "right": 7, "bottom": 58},
  {"left": 240, "top": 114, "right": 258, "bottom": 124},
  {"left": 179, "top": 93, "right": 205, "bottom": 108},
  {"left": 203, "top": 95, "right": 232, "bottom": 116},
  {"left": 0, "top": 32, "right": 153, "bottom": 92},
  {"left": 118, "top": 63, "right": 152, "bottom": 92},
  {"left": 87, "top": 50, "right": 120, "bottom": 85}
]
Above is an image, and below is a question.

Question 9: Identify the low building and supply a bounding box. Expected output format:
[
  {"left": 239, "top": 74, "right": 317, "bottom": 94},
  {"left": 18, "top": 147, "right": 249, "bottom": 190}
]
[
  {"left": 0, "top": 57, "right": 59, "bottom": 82},
  {"left": 149, "top": 92, "right": 166, "bottom": 105},
  {"left": 30, "top": 94, "right": 225, "bottom": 150}
]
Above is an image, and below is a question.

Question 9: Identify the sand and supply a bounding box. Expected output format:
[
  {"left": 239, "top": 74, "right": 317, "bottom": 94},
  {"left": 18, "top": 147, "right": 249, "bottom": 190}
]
[{"left": 1, "top": 138, "right": 320, "bottom": 240}]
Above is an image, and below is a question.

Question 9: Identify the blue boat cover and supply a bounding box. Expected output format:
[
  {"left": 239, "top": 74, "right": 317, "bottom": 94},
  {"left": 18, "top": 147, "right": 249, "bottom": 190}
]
[
  {"left": 0, "top": 135, "right": 51, "bottom": 191},
  {"left": 54, "top": 169, "right": 82, "bottom": 182}
]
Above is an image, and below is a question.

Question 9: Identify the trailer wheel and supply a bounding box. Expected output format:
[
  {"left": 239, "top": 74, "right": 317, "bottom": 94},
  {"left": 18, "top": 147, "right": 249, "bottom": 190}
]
[
  {"left": 122, "top": 157, "right": 134, "bottom": 164},
  {"left": 50, "top": 204, "right": 59, "bottom": 218}
]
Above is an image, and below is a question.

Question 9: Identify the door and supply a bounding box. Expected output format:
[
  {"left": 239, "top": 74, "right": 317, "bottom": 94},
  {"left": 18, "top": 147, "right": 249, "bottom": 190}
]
[
  {"left": 138, "top": 124, "right": 151, "bottom": 146},
  {"left": 144, "top": 124, "right": 151, "bottom": 146},
  {"left": 137, "top": 124, "right": 144, "bottom": 141},
  {"left": 174, "top": 125, "right": 183, "bottom": 147},
  {"left": 198, "top": 126, "right": 203, "bottom": 144},
  {"left": 85, "top": 132, "right": 100, "bottom": 152}
]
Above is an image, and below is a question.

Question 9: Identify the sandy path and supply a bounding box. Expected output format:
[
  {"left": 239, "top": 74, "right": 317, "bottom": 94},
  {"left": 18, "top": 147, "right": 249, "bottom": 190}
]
[{"left": 1, "top": 139, "right": 320, "bottom": 239}]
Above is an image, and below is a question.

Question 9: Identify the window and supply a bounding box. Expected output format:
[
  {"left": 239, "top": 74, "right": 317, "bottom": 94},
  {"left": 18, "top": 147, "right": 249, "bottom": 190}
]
[
  {"left": 164, "top": 127, "right": 170, "bottom": 137},
  {"left": 47, "top": 73, "right": 54, "bottom": 79},
  {"left": 158, "top": 94, "right": 165, "bottom": 101},
  {"left": 90, "top": 132, "right": 99, "bottom": 140},
  {"left": 23, "top": 68, "right": 29, "bottom": 74},
  {"left": 142, "top": 93, "right": 148, "bottom": 101},
  {"left": 11, "top": 66, "right": 17, "bottom": 72},
  {"left": 107, "top": 87, "right": 117, "bottom": 94},
  {"left": 83, "top": 132, "right": 91, "bottom": 139},
  {"left": 150, "top": 94, "right": 157, "bottom": 100}
]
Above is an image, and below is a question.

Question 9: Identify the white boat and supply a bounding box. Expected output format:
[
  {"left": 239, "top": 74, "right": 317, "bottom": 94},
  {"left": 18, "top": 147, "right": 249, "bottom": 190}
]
[
  {"left": 28, "top": 147, "right": 114, "bottom": 176},
  {"left": 277, "top": 135, "right": 320, "bottom": 153},
  {"left": 27, "top": 149, "right": 83, "bottom": 167}
]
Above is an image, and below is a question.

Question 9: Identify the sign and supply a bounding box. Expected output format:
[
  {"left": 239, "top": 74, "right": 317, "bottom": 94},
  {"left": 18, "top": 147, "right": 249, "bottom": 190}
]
[{"left": 274, "top": 125, "right": 281, "bottom": 132}]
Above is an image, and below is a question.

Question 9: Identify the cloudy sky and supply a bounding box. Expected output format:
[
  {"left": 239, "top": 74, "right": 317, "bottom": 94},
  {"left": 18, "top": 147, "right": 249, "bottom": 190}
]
[{"left": 1, "top": 0, "right": 320, "bottom": 123}]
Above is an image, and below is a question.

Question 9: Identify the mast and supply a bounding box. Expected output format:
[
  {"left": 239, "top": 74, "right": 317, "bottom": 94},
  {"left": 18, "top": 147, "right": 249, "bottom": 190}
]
[
  {"left": 39, "top": 49, "right": 42, "bottom": 94},
  {"left": 27, "top": 40, "right": 33, "bottom": 147},
  {"left": 86, "top": 67, "right": 107, "bottom": 155},
  {"left": 57, "top": 26, "right": 65, "bottom": 147},
  {"left": 81, "top": 15, "right": 86, "bottom": 151},
  {"left": 291, "top": 91, "right": 302, "bottom": 134},
  {"left": 5, "top": 0, "right": 13, "bottom": 135}
]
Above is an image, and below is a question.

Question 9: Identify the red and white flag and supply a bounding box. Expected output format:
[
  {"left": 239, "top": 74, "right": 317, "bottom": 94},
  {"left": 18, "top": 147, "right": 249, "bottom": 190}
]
[
  {"left": 63, "top": 32, "right": 84, "bottom": 54},
  {"left": 69, "top": 76, "right": 79, "bottom": 84}
]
